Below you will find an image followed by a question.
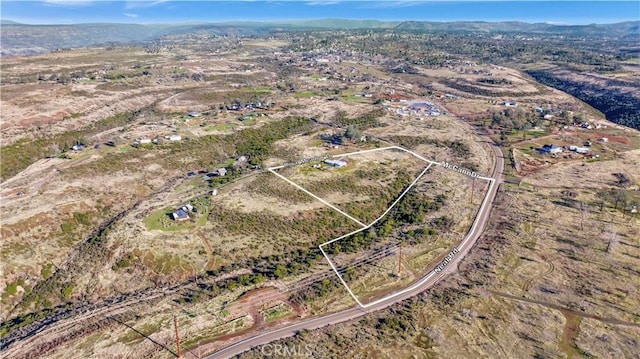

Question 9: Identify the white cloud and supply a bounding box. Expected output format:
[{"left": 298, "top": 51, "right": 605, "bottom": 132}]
[
  {"left": 359, "top": 0, "right": 574, "bottom": 7},
  {"left": 42, "top": 0, "right": 94, "bottom": 6},
  {"left": 360, "top": 1, "right": 427, "bottom": 9},
  {"left": 306, "top": 1, "right": 341, "bottom": 5},
  {"left": 124, "top": 12, "right": 139, "bottom": 18},
  {"left": 124, "top": 0, "right": 169, "bottom": 10}
]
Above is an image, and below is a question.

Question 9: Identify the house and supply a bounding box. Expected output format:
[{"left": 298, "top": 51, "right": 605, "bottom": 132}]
[
  {"left": 599, "top": 137, "right": 608, "bottom": 143},
  {"left": 170, "top": 209, "right": 189, "bottom": 221},
  {"left": 409, "top": 102, "right": 432, "bottom": 112},
  {"left": 406, "top": 101, "right": 440, "bottom": 116},
  {"left": 325, "top": 159, "right": 348, "bottom": 168},
  {"left": 234, "top": 156, "right": 249, "bottom": 168},
  {"left": 71, "top": 143, "right": 85, "bottom": 151},
  {"left": 568, "top": 146, "right": 589, "bottom": 154},
  {"left": 140, "top": 138, "right": 152, "bottom": 144},
  {"left": 216, "top": 168, "right": 227, "bottom": 177},
  {"left": 538, "top": 144, "right": 562, "bottom": 154},
  {"left": 255, "top": 101, "right": 269, "bottom": 110},
  {"left": 186, "top": 111, "right": 201, "bottom": 117},
  {"left": 319, "top": 133, "right": 343, "bottom": 145},
  {"left": 166, "top": 135, "right": 182, "bottom": 141},
  {"left": 503, "top": 101, "right": 518, "bottom": 107},
  {"left": 226, "top": 101, "right": 241, "bottom": 111},
  {"left": 133, "top": 138, "right": 152, "bottom": 146}
]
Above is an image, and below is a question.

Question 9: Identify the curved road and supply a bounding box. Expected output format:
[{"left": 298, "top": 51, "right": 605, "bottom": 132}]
[{"left": 204, "top": 141, "right": 504, "bottom": 359}]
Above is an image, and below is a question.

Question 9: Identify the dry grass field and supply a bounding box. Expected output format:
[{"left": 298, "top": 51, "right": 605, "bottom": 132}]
[
  {"left": 276, "top": 148, "right": 428, "bottom": 223},
  {"left": 2, "top": 31, "right": 638, "bottom": 359},
  {"left": 237, "top": 150, "right": 640, "bottom": 359},
  {"left": 325, "top": 164, "right": 489, "bottom": 305}
]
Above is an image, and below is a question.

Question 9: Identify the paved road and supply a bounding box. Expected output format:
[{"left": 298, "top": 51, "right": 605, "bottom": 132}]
[{"left": 204, "top": 142, "right": 504, "bottom": 359}]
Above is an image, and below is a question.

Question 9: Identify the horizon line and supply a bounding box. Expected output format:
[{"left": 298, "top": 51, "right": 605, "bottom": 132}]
[{"left": 2, "top": 17, "right": 638, "bottom": 26}]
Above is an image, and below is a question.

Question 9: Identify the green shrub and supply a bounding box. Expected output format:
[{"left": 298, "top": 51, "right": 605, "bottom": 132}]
[
  {"left": 60, "top": 222, "right": 74, "bottom": 233},
  {"left": 73, "top": 212, "right": 91, "bottom": 226},
  {"left": 61, "top": 283, "right": 74, "bottom": 300},
  {"left": 112, "top": 253, "right": 135, "bottom": 271},
  {"left": 5, "top": 282, "right": 18, "bottom": 296}
]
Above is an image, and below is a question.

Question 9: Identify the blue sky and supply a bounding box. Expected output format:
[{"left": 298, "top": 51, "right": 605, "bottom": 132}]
[{"left": 2, "top": 1, "right": 639, "bottom": 25}]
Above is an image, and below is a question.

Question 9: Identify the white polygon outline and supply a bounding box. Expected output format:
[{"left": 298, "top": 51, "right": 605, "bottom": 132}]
[
  {"left": 268, "top": 145, "right": 492, "bottom": 308},
  {"left": 268, "top": 170, "right": 367, "bottom": 227}
]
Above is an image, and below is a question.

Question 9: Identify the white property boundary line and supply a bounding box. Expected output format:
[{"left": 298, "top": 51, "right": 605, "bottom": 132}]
[
  {"left": 357, "top": 176, "right": 495, "bottom": 308},
  {"left": 268, "top": 145, "right": 489, "bottom": 308},
  {"left": 318, "top": 164, "right": 431, "bottom": 308},
  {"left": 268, "top": 169, "right": 367, "bottom": 227}
]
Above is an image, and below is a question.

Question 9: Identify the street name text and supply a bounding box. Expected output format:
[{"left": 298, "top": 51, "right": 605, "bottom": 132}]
[
  {"left": 441, "top": 161, "right": 479, "bottom": 178},
  {"left": 434, "top": 247, "right": 459, "bottom": 273}
]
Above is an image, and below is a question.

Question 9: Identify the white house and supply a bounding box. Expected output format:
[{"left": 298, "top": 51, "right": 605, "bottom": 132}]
[
  {"left": 325, "top": 159, "right": 347, "bottom": 168},
  {"left": 167, "top": 135, "right": 182, "bottom": 141},
  {"left": 539, "top": 144, "right": 562, "bottom": 154}
]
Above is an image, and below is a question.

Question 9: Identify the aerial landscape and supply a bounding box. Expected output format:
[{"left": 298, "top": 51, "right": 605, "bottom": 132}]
[{"left": 0, "top": 1, "right": 639, "bottom": 358}]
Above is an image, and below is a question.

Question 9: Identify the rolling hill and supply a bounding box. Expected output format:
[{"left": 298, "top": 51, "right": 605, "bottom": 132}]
[{"left": 1, "top": 19, "right": 638, "bottom": 56}]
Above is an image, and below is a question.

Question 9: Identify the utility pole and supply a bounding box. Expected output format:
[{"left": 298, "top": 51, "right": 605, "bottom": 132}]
[
  {"left": 470, "top": 177, "right": 475, "bottom": 205},
  {"left": 398, "top": 246, "right": 402, "bottom": 276},
  {"left": 174, "top": 314, "right": 181, "bottom": 359}
]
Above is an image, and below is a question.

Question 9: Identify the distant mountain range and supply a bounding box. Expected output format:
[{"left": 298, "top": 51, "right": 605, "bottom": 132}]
[
  {"left": 1, "top": 19, "right": 638, "bottom": 56},
  {"left": 394, "top": 20, "right": 639, "bottom": 36}
]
